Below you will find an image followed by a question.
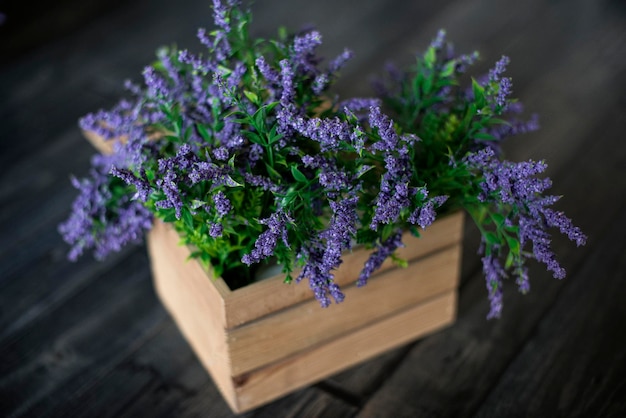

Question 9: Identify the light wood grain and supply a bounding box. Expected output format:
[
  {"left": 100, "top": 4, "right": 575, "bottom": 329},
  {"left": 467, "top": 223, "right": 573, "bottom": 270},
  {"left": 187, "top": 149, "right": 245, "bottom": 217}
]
[
  {"left": 147, "top": 221, "right": 237, "bottom": 411},
  {"left": 227, "top": 243, "right": 461, "bottom": 376},
  {"left": 234, "top": 290, "right": 457, "bottom": 412}
]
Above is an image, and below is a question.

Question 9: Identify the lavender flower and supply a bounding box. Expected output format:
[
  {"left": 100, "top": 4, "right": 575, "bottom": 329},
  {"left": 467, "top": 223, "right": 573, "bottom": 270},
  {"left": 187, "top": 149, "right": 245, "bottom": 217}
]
[
  {"left": 429, "top": 29, "right": 446, "bottom": 51},
  {"left": 369, "top": 106, "right": 399, "bottom": 152},
  {"left": 209, "top": 222, "right": 224, "bottom": 238},
  {"left": 256, "top": 56, "right": 280, "bottom": 85},
  {"left": 466, "top": 147, "right": 587, "bottom": 300},
  {"left": 319, "top": 169, "right": 351, "bottom": 192},
  {"left": 482, "top": 254, "right": 505, "bottom": 319},
  {"left": 189, "top": 161, "right": 223, "bottom": 184},
  {"left": 59, "top": 154, "right": 152, "bottom": 261},
  {"left": 211, "top": 0, "right": 231, "bottom": 31},
  {"left": 357, "top": 230, "right": 404, "bottom": 287},
  {"left": 320, "top": 196, "right": 359, "bottom": 271},
  {"left": 292, "top": 30, "right": 322, "bottom": 74},
  {"left": 155, "top": 169, "right": 184, "bottom": 219},
  {"left": 312, "top": 73, "right": 329, "bottom": 95},
  {"left": 243, "top": 172, "right": 282, "bottom": 193},
  {"left": 408, "top": 195, "right": 449, "bottom": 229},
  {"left": 287, "top": 115, "right": 353, "bottom": 152},
  {"left": 329, "top": 48, "right": 354, "bottom": 73},
  {"left": 242, "top": 211, "right": 291, "bottom": 265},
  {"left": 515, "top": 263, "right": 530, "bottom": 294},
  {"left": 213, "top": 191, "right": 232, "bottom": 217},
  {"left": 143, "top": 66, "right": 170, "bottom": 100},
  {"left": 213, "top": 146, "right": 229, "bottom": 161},
  {"left": 488, "top": 56, "right": 512, "bottom": 109},
  {"left": 296, "top": 239, "right": 345, "bottom": 307},
  {"left": 110, "top": 167, "right": 151, "bottom": 202}
]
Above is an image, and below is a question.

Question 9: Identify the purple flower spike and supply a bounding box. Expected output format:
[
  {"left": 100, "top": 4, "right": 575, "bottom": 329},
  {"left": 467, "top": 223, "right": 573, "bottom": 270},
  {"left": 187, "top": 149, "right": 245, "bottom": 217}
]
[
  {"left": 209, "top": 222, "right": 224, "bottom": 238},
  {"left": 110, "top": 167, "right": 151, "bottom": 202},
  {"left": 329, "top": 48, "right": 354, "bottom": 73},
  {"left": 482, "top": 254, "right": 505, "bottom": 319},
  {"left": 368, "top": 106, "right": 399, "bottom": 152},
  {"left": 256, "top": 56, "right": 280, "bottom": 85},
  {"left": 429, "top": 29, "right": 446, "bottom": 50},
  {"left": 357, "top": 230, "right": 404, "bottom": 287},
  {"left": 213, "top": 191, "right": 232, "bottom": 217},
  {"left": 241, "top": 211, "right": 291, "bottom": 265}
]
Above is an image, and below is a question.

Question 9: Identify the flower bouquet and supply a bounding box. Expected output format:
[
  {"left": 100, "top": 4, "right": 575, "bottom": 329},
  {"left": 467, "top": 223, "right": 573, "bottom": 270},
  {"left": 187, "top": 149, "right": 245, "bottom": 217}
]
[{"left": 59, "top": 0, "right": 586, "bottom": 411}]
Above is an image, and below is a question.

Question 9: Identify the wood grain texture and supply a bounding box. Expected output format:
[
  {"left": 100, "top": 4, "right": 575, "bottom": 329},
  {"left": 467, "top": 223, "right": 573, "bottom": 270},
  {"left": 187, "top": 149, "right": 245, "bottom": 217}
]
[
  {"left": 228, "top": 243, "right": 461, "bottom": 375},
  {"left": 473, "top": 204, "right": 626, "bottom": 418},
  {"left": 235, "top": 291, "right": 457, "bottom": 412}
]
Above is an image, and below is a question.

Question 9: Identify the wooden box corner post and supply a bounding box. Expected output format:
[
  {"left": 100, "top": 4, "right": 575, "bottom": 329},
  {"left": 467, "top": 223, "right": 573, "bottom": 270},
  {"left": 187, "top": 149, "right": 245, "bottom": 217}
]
[{"left": 146, "top": 211, "right": 464, "bottom": 413}]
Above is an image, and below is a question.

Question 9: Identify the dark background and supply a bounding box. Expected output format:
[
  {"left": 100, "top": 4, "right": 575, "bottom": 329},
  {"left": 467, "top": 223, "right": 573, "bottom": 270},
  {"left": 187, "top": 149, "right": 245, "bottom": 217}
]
[{"left": 1, "top": 0, "right": 626, "bottom": 416}]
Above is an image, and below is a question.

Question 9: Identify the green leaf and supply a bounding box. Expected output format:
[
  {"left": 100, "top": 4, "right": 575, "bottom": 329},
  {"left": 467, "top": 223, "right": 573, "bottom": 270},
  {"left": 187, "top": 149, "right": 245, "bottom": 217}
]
[
  {"left": 265, "top": 163, "right": 282, "bottom": 180},
  {"left": 423, "top": 74, "right": 434, "bottom": 95},
  {"left": 472, "top": 78, "right": 486, "bottom": 107},
  {"left": 485, "top": 231, "right": 500, "bottom": 246},
  {"left": 290, "top": 165, "right": 308, "bottom": 183},
  {"left": 183, "top": 125, "right": 194, "bottom": 142},
  {"left": 228, "top": 154, "right": 236, "bottom": 169},
  {"left": 224, "top": 175, "right": 243, "bottom": 187},
  {"left": 254, "top": 108, "right": 266, "bottom": 131},
  {"left": 197, "top": 124, "right": 212, "bottom": 142},
  {"left": 441, "top": 60, "right": 457, "bottom": 78},
  {"left": 391, "top": 253, "right": 408, "bottom": 268},
  {"left": 424, "top": 47, "right": 436, "bottom": 67},
  {"left": 265, "top": 101, "right": 280, "bottom": 112},
  {"left": 505, "top": 251, "right": 515, "bottom": 269},
  {"left": 281, "top": 188, "right": 299, "bottom": 207},
  {"left": 182, "top": 209, "right": 194, "bottom": 229},
  {"left": 356, "top": 165, "right": 374, "bottom": 178},
  {"left": 241, "top": 130, "right": 262, "bottom": 143},
  {"left": 244, "top": 90, "right": 259, "bottom": 104},
  {"left": 491, "top": 212, "right": 506, "bottom": 227},
  {"left": 506, "top": 236, "right": 521, "bottom": 256},
  {"left": 190, "top": 199, "right": 206, "bottom": 210},
  {"left": 474, "top": 132, "right": 498, "bottom": 142},
  {"left": 162, "top": 212, "right": 177, "bottom": 223}
]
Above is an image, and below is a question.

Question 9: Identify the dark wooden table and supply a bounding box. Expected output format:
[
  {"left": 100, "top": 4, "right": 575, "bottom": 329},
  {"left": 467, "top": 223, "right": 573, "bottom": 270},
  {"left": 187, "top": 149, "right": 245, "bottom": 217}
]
[{"left": 2, "top": 0, "right": 626, "bottom": 416}]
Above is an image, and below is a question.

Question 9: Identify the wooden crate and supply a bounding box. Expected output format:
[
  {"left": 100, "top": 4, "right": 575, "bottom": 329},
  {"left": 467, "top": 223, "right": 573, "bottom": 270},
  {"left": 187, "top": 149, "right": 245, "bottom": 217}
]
[
  {"left": 83, "top": 129, "right": 464, "bottom": 412},
  {"left": 146, "top": 211, "right": 464, "bottom": 413}
]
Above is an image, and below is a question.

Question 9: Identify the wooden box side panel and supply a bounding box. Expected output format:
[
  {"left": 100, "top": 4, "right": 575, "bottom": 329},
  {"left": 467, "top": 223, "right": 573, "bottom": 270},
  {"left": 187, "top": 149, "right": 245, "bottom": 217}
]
[
  {"left": 227, "top": 243, "right": 461, "bottom": 375},
  {"left": 234, "top": 290, "right": 458, "bottom": 413},
  {"left": 83, "top": 129, "right": 117, "bottom": 155},
  {"left": 223, "top": 211, "right": 464, "bottom": 328},
  {"left": 147, "top": 221, "right": 238, "bottom": 410}
]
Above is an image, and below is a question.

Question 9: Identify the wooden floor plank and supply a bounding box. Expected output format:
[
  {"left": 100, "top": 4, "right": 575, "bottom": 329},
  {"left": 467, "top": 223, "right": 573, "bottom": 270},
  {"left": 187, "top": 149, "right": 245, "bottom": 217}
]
[
  {"left": 0, "top": 249, "right": 166, "bottom": 417},
  {"left": 62, "top": 318, "right": 358, "bottom": 418}
]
